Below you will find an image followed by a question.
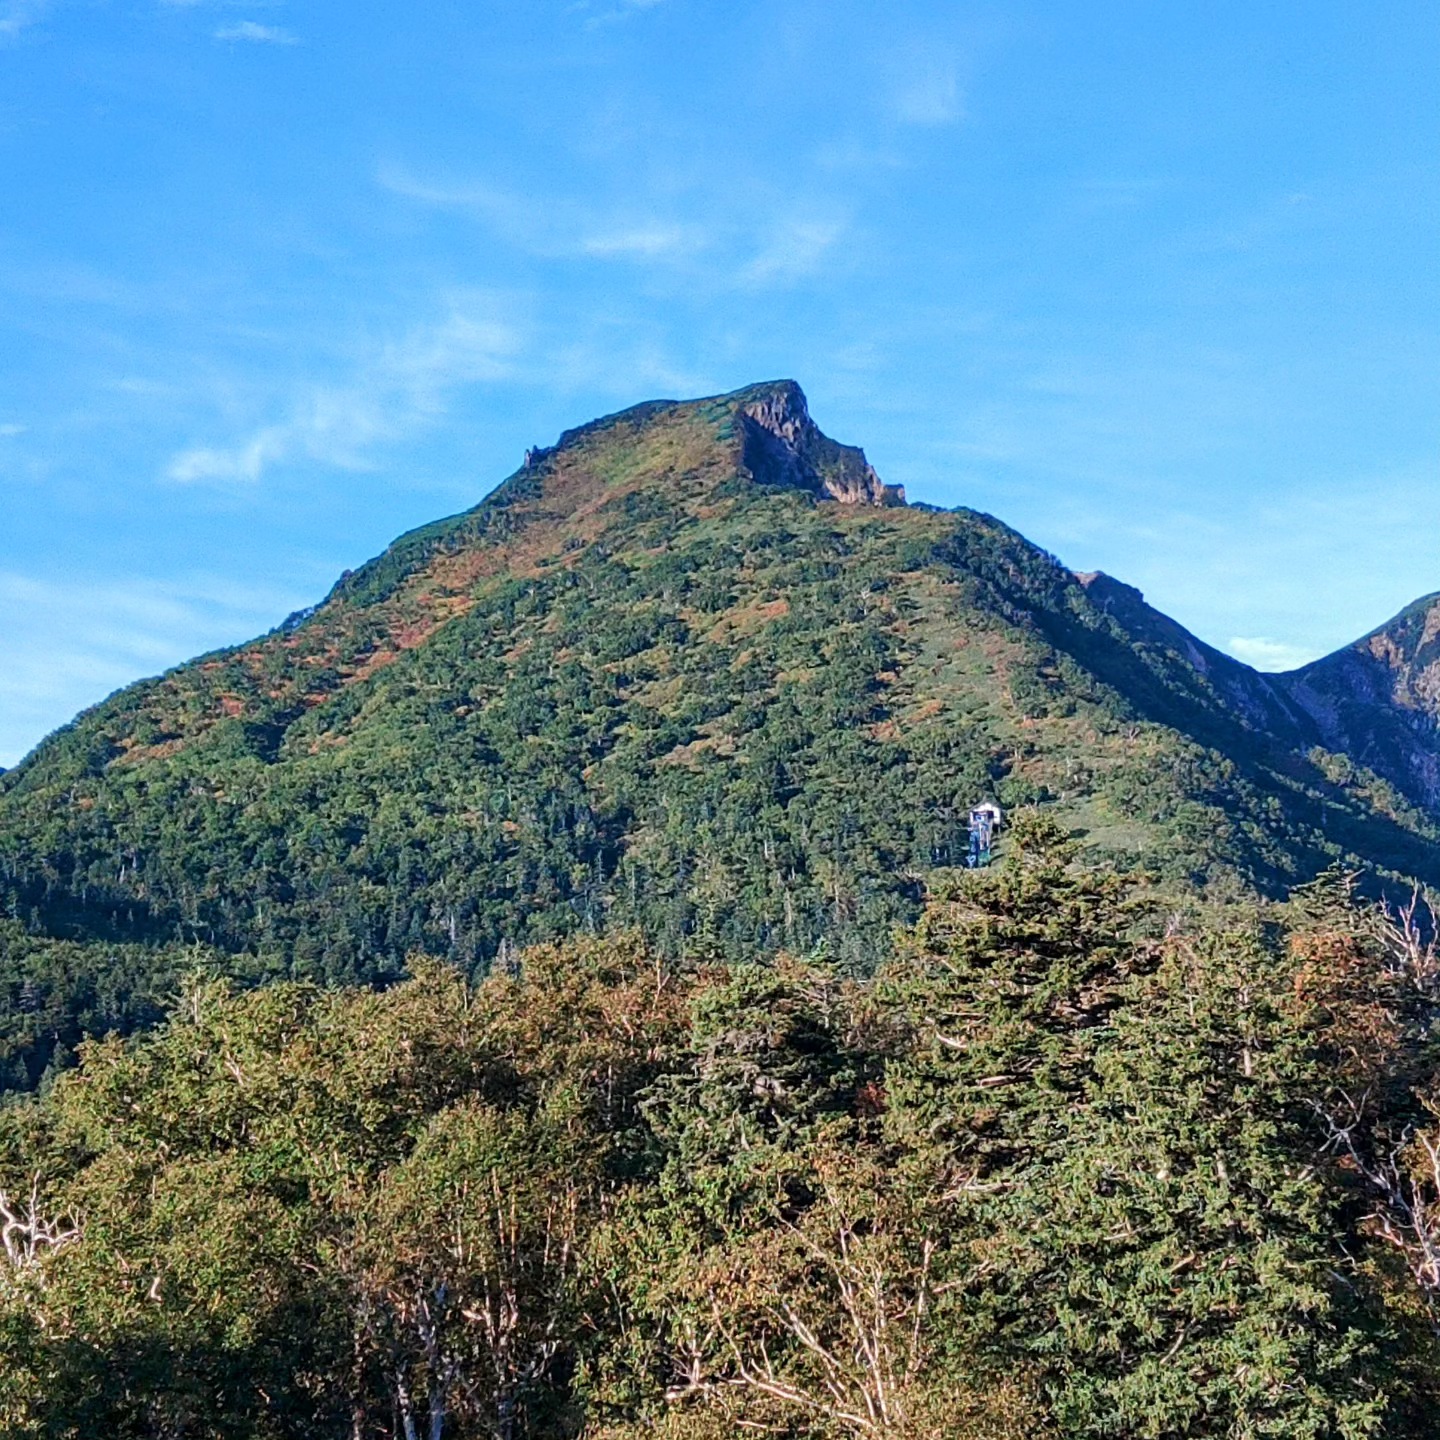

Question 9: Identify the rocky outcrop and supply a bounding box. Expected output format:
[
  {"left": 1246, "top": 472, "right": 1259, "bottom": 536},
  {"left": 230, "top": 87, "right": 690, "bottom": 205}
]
[{"left": 738, "top": 381, "right": 904, "bottom": 506}]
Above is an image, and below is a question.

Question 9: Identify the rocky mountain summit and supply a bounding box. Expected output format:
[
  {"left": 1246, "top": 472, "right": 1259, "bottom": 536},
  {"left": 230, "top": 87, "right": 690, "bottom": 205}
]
[{"left": 738, "top": 380, "right": 905, "bottom": 506}]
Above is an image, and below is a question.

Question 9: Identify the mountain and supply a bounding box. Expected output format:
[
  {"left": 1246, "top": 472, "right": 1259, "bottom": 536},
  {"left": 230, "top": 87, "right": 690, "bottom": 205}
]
[
  {"left": 2, "top": 378, "right": 1439, "bottom": 1088},
  {"left": 1281, "top": 594, "right": 1440, "bottom": 810}
]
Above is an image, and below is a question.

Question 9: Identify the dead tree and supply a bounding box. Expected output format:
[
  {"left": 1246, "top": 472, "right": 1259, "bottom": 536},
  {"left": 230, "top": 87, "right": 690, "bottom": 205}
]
[{"left": 0, "top": 1179, "right": 80, "bottom": 1274}]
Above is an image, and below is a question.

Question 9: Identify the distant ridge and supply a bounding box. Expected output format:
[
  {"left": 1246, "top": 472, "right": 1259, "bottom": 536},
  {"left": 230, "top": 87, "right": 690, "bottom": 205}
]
[{"left": 1283, "top": 592, "right": 1440, "bottom": 809}]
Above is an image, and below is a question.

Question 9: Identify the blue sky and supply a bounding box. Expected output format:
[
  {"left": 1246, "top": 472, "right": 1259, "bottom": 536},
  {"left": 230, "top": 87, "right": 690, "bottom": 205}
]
[{"left": 1, "top": 0, "right": 1437, "bottom": 766}]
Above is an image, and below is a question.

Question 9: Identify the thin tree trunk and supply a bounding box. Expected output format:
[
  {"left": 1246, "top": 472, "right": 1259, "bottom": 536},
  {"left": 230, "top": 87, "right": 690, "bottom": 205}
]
[
  {"left": 352, "top": 1320, "right": 369, "bottom": 1440},
  {"left": 395, "top": 1370, "right": 420, "bottom": 1440}
]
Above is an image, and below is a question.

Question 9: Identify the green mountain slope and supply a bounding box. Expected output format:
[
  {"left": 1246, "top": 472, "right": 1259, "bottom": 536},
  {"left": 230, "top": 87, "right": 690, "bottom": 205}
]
[{"left": 2, "top": 380, "right": 1439, "bottom": 1086}]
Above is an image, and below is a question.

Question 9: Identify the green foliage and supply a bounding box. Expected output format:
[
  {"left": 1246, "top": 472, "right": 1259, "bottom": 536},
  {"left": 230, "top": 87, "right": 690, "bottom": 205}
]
[
  {"left": 3, "top": 874, "right": 1440, "bottom": 1436},
  {"left": 877, "top": 824, "right": 1397, "bottom": 1437},
  {"left": 5, "top": 381, "right": 1440, "bottom": 1433},
  {"left": 0, "top": 919, "right": 231, "bottom": 1094},
  {"left": 0, "top": 944, "right": 685, "bottom": 1437}
]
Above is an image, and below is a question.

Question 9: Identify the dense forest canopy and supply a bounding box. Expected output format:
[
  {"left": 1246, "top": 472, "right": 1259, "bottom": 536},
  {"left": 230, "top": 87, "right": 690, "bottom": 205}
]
[
  {"left": 6, "top": 382, "right": 1440, "bottom": 1433},
  {"left": 4, "top": 823, "right": 1440, "bottom": 1437}
]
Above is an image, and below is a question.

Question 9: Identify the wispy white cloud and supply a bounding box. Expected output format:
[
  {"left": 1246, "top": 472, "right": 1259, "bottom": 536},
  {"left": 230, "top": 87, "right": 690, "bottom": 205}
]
[
  {"left": 167, "top": 300, "right": 521, "bottom": 485},
  {"left": 169, "top": 429, "right": 284, "bottom": 485},
  {"left": 545, "top": 326, "right": 708, "bottom": 401},
  {"left": 0, "top": 0, "right": 49, "bottom": 41},
  {"left": 739, "top": 215, "right": 848, "bottom": 287},
  {"left": 579, "top": 224, "right": 694, "bottom": 259},
  {"left": 0, "top": 571, "right": 308, "bottom": 767},
  {"left": 216, "top": 21, "right": 298, "bottom": 44},
  {"left": 893, "top": 65, "right": 962, "bottom": 126},
  {"left": 379, "top": 166, "right": 706, "bottom": 266},
  {"left": 575, "top": 0, "right": 670, "bottom": 29},
  {"left": 0, "top": 423, "right": 25, "bottom": 437},
  {"left": 1226, "top": 636, "right": 1323, "bottom": 673},
  {"left": 883, "top": 42, "right": 965, "bottom": 128},
  {"left": 813, "top": 138, "right": 908, "bottom": 173},
  {"left": 381, "top": 164, "right": 849, "bottom": 290},
  {"left": 380, "top": 171, "right": 524, "bottom": 228}
]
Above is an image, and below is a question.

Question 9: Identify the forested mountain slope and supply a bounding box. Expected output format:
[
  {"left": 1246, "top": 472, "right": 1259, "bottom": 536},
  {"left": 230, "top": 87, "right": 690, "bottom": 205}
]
[{"left": 1, "top": 380, "right": 1438, "bottom": 1087}]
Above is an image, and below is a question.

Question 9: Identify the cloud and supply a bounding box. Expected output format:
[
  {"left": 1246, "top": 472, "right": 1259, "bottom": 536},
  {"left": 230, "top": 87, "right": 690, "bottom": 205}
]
[
  {"left": 379, "top": 170, "right": 524, "bottom": 226},
  {"left": 215, "top": 21, "right": 298, "bottom": 45},
  {"left": 166, "top": 300, "right": 521, "bottom": 485},
  {"left": 545, "top": 326, "right": 708, "bottom": 401},
  {"left": 379, "top": 166, "right": 704, "bottom": 267},
  {"left": 0, "top": 0, "right": 48, "bottom": 41},
  {"left": 580, "top": 225, "right": 695, "bottom": 259},
  {"left": 169, "top": 429, "right": 286, "bottom": 485},
  {"left": 739, "top": 215, "right": 847, "bottom": 287},
  {"left": 1226, "top": 636, "right": 1323, "bottom": 673},
  {"left": 891, "top": 57, "right": 963, "bottom": 127},
  {"left": 382, "top": 165, "right": 849, "bottom": 291},
  {"left": 577, "top": 0, "right": 670, "bottom": 28},
  {"left": 813, "top": 139, "right": 908, "bottom": 173},
  {"left": 0, "top": 423, "right": 25, "bottom": 437}
]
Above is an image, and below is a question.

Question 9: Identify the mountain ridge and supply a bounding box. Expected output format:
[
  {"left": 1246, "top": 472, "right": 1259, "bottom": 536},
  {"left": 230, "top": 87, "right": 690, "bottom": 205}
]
[
  {"left": 1, "top": 378, "right": 1439, "bottom": 1089},
  {"left": 6, "top": 379, "right": 1418, "bottom": 778}
]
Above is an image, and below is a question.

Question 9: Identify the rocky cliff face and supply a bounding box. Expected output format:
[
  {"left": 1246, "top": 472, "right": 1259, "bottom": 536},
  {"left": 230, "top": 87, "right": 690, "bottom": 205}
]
[{"left": 738, "top": 381, "right": 904, "bottom": 506}]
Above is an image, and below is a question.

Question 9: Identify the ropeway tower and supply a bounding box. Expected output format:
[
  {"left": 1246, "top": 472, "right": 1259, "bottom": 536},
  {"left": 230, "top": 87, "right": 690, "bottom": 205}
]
[{"left": 966, "top": 802, "right": 1003, "bottom": 868}]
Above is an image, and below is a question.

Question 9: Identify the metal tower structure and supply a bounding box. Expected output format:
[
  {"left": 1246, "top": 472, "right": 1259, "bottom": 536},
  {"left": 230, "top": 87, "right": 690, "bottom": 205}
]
[{"left": 966, "top": 802, "right": 1003, "bottom": 868}]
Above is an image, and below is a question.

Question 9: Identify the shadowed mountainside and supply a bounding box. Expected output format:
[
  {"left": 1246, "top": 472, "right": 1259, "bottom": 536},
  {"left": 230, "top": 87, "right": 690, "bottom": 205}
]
[{"left": 1281, "top": 593, "right": 1440, "bottom": 810}]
